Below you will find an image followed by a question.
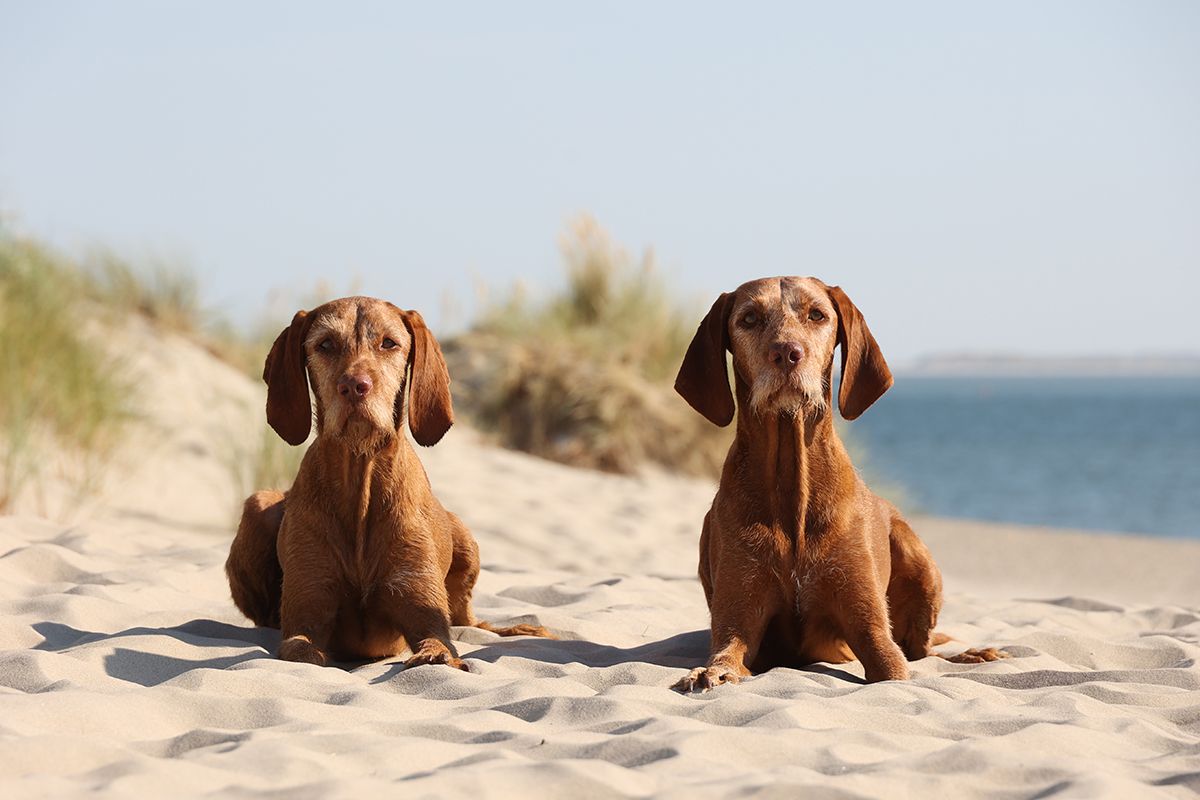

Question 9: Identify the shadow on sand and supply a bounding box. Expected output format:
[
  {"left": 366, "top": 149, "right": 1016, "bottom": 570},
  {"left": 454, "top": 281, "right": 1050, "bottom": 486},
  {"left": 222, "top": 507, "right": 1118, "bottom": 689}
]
[
  {"left": 32, "top": 619, "right": 866, "bottom": 687},
  {"left": 32, "top": 619, "right": 280, "bottom": 687}
]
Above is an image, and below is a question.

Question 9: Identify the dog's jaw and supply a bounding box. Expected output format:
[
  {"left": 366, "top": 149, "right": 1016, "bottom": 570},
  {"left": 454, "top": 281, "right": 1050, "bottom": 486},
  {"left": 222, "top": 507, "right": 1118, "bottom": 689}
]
[{"left": 746, "top": 367, "right": 828, "bottom": 419}]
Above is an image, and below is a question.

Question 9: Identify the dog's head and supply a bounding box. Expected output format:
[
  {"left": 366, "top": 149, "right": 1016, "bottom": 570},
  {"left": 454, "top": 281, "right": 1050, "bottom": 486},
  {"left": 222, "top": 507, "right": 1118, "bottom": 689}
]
[
  {"left": 262, "top": 296, "right": 453, "bottom": 451},
  {"left": 675, "top": 277, "right": 892, "bottom": 425}
]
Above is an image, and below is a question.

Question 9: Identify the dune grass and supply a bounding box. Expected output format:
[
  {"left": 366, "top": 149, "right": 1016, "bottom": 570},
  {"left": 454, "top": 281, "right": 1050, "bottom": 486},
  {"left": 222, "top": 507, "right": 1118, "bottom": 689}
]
[
  {"left": 0, "top": 233, "right": 133, "bottom": 511},
  {"left": 218, "top": 422, "right": 308, "bottom": 519},
  {"left": 86, "top": 249, "right": 204, "bottom": 334},
  {"left": 445, "top": 215, "right": 731, "bottom": 477},
  {"left": 471, "top": 216, "right": 695, "bottom": 382}
]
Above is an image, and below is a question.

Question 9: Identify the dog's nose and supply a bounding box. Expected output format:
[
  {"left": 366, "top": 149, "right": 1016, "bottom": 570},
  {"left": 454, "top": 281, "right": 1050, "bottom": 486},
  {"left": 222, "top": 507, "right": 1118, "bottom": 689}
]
[
  {"left": 769, "top": 342, "right": 804, "bottom": 369},
  {"left": 338, "top": 374, "right": 372, "bottom": 399}
]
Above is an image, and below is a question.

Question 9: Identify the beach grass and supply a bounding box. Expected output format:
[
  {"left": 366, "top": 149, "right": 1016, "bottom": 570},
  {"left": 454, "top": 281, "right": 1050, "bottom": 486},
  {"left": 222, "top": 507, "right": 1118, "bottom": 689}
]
[
  {"left": 219, "top": 421, "right": 308, "bottom": 518},
  {"left": 85, "top": 249, "right": 205, "bottom": 334},
  {"left": 0, "top": 231, "right": 132, "bottom": 511},
  {"left": 445, "top": 215, "right": 732, "bottom": 477}
]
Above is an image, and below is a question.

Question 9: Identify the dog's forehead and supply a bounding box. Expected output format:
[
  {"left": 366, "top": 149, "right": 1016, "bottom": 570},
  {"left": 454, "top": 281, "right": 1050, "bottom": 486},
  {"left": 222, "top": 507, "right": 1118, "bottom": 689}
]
[
  {"left": 305, "top": 296, "right": 411, "bottom": 344},
  {"left": 734, "top": 276, "right": 829, "bottom": 306},
  {"left": 308, "top": 298, "right": 357, "bottom": 330}
]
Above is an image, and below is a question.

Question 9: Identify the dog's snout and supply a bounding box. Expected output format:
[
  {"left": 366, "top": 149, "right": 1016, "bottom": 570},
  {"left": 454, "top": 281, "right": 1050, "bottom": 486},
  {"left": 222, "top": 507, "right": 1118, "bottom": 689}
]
[
  {"left": 338, "top": 373, "right": 373, "bottom": 400},
  {"left": 769, "top": 342, "right": 804, "bottom": 369}
]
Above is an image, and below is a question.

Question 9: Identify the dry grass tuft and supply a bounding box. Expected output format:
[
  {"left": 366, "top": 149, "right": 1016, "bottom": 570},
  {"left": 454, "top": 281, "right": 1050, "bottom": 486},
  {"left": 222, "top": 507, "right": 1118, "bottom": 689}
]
[
  {"left": 446, "top": 215, "right": 731, "bottom": 477},
  {"left": 219, "top": 422, "right": 308, "bottom": 517},
  {"left": 0, "top": 231, "right": 132, "bottom": 510},
  {"left": 86, "top": 250, "right": 204, "bottom": 333}
]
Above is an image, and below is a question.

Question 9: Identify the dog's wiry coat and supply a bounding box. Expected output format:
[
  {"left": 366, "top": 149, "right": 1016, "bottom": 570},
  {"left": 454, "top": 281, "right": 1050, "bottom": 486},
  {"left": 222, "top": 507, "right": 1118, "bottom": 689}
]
[
  {"left": 226, "top": 296, "right": 550, "bottom": 669},
  {"left": 673, "top": 277, "right": 1003, "bottom": 691}
]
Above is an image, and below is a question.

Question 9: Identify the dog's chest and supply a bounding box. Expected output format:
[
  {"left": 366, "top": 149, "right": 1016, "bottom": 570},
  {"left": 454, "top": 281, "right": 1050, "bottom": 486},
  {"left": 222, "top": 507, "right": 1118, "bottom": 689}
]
[
  {"left": 790, "top": 546, "right": 848, "bottom": 613},
  {"left": 329, "top": 521, "right": 394, "bottom": 604},
  {"left": 339, "top": 560, "right": 386, "bottom": 608},
  {"left": 339, "top": 527, "right": 436, "bottom": 610}
]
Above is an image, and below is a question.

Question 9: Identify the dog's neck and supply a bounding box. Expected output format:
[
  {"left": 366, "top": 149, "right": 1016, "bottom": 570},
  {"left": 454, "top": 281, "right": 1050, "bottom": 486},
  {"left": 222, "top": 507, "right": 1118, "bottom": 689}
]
[
  {"left": 306, "top": 430, "right": 429, "bottom": 587},
  {"left": 310, "top": 431, "right": 427, "bottom": 518},
  {"left": 730, "top": 378, "right": 854, "bottom": 545}
]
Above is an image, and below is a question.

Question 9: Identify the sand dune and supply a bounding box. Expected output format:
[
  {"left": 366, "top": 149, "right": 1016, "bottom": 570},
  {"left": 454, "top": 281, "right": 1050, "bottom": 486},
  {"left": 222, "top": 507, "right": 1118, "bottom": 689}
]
[{"left": 2, "top": 324, "right": 1199, "bottom": 798}]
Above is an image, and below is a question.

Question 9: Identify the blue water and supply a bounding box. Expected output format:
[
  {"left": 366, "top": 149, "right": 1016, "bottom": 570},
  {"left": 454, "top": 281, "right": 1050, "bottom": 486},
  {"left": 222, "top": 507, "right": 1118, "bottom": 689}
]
[{"left": 847, "top": 377, "right": 1200, "bottom": 539}]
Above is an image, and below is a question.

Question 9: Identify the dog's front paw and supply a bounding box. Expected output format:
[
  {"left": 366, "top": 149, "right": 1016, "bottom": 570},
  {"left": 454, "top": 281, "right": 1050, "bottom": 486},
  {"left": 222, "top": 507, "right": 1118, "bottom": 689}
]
[
  {"left": 405, "top": 640, "right": 468, "bottom": 672},
  {"left": 672, "top": 664, "right": 744, "bottom": 693},
  {"left": 279, "top": 636, "right": 327, "bottom": 666}
]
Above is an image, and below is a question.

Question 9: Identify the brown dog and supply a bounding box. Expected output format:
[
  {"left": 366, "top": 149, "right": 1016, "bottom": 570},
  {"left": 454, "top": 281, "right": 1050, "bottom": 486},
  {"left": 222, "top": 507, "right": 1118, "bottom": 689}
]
[
  {"left": 673, "top": 277, "right": 1001, "bottom": 691},
  {"left": 226, "top": 296, "right": 550, "bottom": 669}
]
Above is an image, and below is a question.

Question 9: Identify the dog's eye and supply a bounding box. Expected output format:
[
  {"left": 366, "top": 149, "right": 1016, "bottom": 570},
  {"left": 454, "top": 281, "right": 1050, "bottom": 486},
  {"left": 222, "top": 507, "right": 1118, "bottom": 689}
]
[
  {"left": 318, "top": 338, "right": 335, "bottom": 353},
  {"left": 381, "top": 338, "right": 398, "bottom": 350},
  {"left": 808, "top": 308, "right": 826, "bottom": 322},
  {"left": 740, "top": 311, "right": 759, "bottom": 327}
]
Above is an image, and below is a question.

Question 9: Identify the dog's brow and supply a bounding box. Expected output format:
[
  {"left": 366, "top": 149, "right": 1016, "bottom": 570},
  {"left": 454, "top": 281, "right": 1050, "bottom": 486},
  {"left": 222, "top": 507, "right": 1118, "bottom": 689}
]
[
  {"left": 358, "top": 307, "right": 395, "bottom": 348},
  {"left": 736, "top": 299, "right": 764, "bottom": 315},
  {"left": 789, "top": 291, "right": 817, "bottom": 309},
  {"left": 306, "top": 318, "right": 342, "bottom": 347},
  {"left": 741, "top": 286, "right": 775, "bottom": 308}
]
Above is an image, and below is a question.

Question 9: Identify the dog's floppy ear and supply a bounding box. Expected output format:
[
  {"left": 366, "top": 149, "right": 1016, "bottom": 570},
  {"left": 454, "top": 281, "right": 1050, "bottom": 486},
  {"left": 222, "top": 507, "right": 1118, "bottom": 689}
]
[
  {"left": 263, "top": 310, "right": 314, "bottom": 446},
  {"left": 827, "top": 285, "right": 893, "bottom": 420},
  {"left": 675, "top": 292, "right": 735, "bottom": 427},
  {"left": 401, "top": 309, "right": 454, "bottom": 446}
]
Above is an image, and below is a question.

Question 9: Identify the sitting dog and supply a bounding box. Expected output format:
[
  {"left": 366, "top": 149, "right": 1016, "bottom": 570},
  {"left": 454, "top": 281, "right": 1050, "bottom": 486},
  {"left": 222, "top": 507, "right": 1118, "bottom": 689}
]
[
  {"left": 226, "top": 296, "right": 550, "bottom": 669},
  {"left": 673, "top": 277, "right": 1002, "bottom": 691}
]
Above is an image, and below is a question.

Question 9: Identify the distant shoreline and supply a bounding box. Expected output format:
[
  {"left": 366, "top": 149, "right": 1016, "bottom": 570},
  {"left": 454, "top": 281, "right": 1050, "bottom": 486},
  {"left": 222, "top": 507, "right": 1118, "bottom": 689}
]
[
  {"left": 913, "top": 514, "right": 1200, "bottom": 605},
  {"left": 897, "top": 354, "right": 1200, "bottom": 378}
]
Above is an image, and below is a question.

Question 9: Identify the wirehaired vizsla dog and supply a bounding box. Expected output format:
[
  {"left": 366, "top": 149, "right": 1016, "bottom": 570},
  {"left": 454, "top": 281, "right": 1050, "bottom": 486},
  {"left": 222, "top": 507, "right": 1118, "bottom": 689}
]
[
  {"left": 673, "top": 277, "right": 1002, "bottom": 691},
  {"left": 226, "top": 297, "right": 550, "bottom": 669}
]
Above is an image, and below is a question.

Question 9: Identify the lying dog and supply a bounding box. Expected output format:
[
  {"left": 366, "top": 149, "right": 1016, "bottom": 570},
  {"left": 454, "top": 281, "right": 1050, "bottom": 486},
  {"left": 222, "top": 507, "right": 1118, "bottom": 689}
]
[
  {"left": 673, "top": 277, "right": 1002, "bottom": 691},
  {"left": 226, "top": 296, "right": 550, "bottom": 669}
]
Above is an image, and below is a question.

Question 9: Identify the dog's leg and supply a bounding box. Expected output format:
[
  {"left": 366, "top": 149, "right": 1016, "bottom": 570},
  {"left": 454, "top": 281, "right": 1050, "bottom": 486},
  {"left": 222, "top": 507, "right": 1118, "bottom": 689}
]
[
  {"left": 887, "top": 517, "right": 1009, "bottom": 664},
  {"left": 443, "top": 517, "right": 554, "bottom": 639},
  {"left": 398, "top": 601, "right": 466, "bottom": 671},
  {"left": 837, "top": 585, "right": 910, "bottom": 682},
  {"left": 226, "top": 491, "right": 285, "bottom": 628},
  {"left": 674, "top": 573, "right": 778, "bottom": 693},
  {"left": 886, "top": 516, "right": 943, "bottom": 660},
  {"left": 443, "top": 515, "right": 481, "bottom": 628},
  {"left": 278, "top": 566, "right": 339, "bottom": 667},
  {"left": 385, "top": 557, "right": 468, "bottom": 671}
]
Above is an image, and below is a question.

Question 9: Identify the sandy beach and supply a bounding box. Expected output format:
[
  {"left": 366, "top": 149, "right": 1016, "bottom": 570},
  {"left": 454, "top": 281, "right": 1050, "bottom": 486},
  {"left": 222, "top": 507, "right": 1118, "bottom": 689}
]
[{"left": 2, "top": 325, "right": 1199, "bottom": 798}]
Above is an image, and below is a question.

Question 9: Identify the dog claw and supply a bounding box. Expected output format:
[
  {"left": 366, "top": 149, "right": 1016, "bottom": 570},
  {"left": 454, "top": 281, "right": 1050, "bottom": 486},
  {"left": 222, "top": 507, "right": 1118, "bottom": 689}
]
[
  {"left": 279, "top": 636, "right": 327, "bottom": 666},
  {"left": 672, "top": 665, "right": 743, "bottom": 693},
  {"left": 405, "top": 648, "right": 468, "bottom": 672}
]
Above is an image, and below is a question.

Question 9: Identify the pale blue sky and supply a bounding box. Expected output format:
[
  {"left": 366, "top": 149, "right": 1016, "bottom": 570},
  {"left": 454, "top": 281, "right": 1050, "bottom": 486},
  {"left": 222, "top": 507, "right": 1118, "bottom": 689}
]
[{"left": 2, "top": 1, "right": 1198, "bottom": 363}]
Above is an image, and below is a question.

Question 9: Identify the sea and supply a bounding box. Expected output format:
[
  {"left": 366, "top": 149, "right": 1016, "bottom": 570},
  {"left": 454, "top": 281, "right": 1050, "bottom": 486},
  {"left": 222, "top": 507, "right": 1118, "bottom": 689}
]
[{"left": 846, "top": 376, "right": 1200, "bottom": 540}]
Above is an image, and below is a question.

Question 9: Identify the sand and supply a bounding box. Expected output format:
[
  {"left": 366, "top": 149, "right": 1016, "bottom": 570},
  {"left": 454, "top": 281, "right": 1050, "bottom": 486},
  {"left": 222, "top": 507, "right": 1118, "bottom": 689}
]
[{"left": 2, "top": 325, "right": 1199, "bottom": 798}]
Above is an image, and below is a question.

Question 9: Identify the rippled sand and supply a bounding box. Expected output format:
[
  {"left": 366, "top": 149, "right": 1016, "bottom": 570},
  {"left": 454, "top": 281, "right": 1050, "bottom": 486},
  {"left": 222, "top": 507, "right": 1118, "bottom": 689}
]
[{"left": 2, "top": 325, "right": 1198, "bottom": 798}]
